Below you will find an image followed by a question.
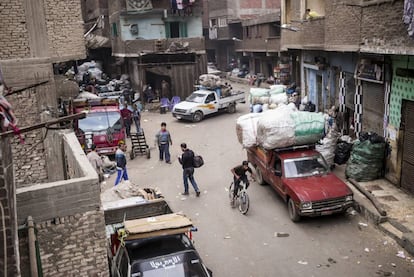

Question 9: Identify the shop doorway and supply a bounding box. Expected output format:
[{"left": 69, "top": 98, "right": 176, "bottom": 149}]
[
  {"left": 145, "top": 71, "right": 172, "bottom": 99},
  {"left": 401, "top": 100, "right": 414, "bottom": 194}
]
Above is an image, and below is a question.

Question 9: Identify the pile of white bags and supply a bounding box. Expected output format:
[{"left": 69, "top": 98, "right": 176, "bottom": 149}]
[
  {"left": 249, "top": 86, "right": 288, "bottom": 111},
  {"left": 236, "top": 104, "right": 326, "bottom": 149}
]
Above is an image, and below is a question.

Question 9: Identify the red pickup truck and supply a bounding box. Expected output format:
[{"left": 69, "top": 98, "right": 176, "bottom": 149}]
[{"left": 246, "top": 144, "right": 354, "bottom": 222}]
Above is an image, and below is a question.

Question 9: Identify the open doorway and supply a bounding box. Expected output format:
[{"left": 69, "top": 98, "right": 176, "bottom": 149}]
[{"left": 145, "top": 71, "right": 172, "bottom": 99}]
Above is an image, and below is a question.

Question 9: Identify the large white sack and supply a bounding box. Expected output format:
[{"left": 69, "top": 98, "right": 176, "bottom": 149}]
[
  {"left": 236, "top": 113, "right": 262, "bottom": 148},
  {"left": 257, "top": 108, "right": 296, "bottom": 149},
  {"left": 269, "top": 93, "right": 288, "bottom": 105},
  {"left": 249, "top": 88, "right": 269, "bottom": 104},
  {"left": 269, "top": 84, "right": 286, "bottom": 94},
  {"left": 316, "top": 130, "right": 340, "bottom": 166}
]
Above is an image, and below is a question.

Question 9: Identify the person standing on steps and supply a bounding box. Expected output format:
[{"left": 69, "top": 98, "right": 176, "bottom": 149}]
[
  {"left": 178, "top": 143, "right": 201, "bottom": 197},
  {"left": 155, "top": 122, "right": 172, "bottom": 163}
]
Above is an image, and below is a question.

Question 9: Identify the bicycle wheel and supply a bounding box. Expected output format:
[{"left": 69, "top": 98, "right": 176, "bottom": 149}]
[
  {"left": 228, "top": 182, "right": 236, "bottom": 207},
  {"left": 238, "top": 191, "right": 249, "bottom": 215}
]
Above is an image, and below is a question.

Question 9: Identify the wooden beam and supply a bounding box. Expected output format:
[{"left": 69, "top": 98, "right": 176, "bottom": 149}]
[{"left": 0, "top": 112, "right": 86, "bottom": 137}]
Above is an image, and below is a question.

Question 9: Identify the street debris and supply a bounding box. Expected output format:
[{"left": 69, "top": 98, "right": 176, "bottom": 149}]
[
  {"left": 347, "top": 209, "right": 357, "bottom": 216},
  {"left": 263, "top": 242, "right": 269, "bottom": 246},
  {"left": 297, "top": 260, "right": 308, "bottom": 265},
  {"left": 328, "top": 257, "right": 337, "bottom": 264},
  {"left": 375, "top": 269, "right": 393, "bottom": 276},
  {"left": 274, "top": 232, "right": 290, "bottom": 237},
  {"left": 359, "top": 222, "right": 368, "bottom": 227},
  {"left": 396, "top": 250, "right": 406, "bottom": 259},
  {"left": 391, "top": 263, "right": 396, "bottom": 267},
  {"left": 365, "top": 247, "right": 370, "bottom": 252},
  {"left": 224, "top": 236, "right": 231, "bottom": 239}
]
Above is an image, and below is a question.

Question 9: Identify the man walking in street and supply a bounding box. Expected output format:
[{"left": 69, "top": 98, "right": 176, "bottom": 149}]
[
  {"left": 87, "top": 144, "right": 103, "bottom": 182},
  {"left": 114, "top": 141, "right": 128, "bottom": 186},
  {"left": 155, "top": 122, "right": 172, "bottom": 163},
  {"left": 178, "top": 143, "right": 201, "bottom": 197}
]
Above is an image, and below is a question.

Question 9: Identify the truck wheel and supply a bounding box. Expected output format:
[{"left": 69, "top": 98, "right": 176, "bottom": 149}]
[
  {"left": 255, "top": 166, "right": 265, "bottom": 186},
  {"left": 288, "top": 198, "right": 301, "bottom": 222},
  {"left": 192, "top": 111, "right": 203, "bottom": 122},
  {"left": 227, "top": 103, "right": 236, "bottom": 113}
]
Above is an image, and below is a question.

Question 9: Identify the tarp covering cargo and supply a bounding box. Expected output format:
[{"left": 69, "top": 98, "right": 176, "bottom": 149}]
[
  {"left": 345, "top": 137, "right": 386, "bottom": 182},
  {"left": 237, "top": 106, "right": 325, "bottom": 149},
  {"left": 290, "top": 112, "right": 325, "bottom": 146},
  {"left": 236, "top": 113, "right": 262, "bottom": 148}
]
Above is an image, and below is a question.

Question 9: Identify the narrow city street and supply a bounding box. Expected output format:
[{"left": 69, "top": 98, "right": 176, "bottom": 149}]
[{"left": 102, "top": 81, "right": 414, "bottom": 277}]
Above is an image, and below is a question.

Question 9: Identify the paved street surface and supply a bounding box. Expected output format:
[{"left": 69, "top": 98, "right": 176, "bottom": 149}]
[{"left": 102, "top": 81, "right": 414, "bottom": 277}]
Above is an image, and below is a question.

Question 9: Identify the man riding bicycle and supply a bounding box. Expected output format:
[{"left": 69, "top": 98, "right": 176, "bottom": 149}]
[{"left": 231, "top": 161, "right": 255, "bottom": 199}]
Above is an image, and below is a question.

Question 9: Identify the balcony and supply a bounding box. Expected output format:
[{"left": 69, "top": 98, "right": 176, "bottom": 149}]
[
  {"left": 235, "top": 36, "right": 281, "bottom": 54},
  {"left": 281, "top": 17, "right": 325, "bottom": 51},
  {"left": 112, "top": 36, "right": 205, "bottom": 57}
]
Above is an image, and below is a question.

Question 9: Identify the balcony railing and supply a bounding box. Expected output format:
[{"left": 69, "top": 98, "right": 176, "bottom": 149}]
[
  {"left": 280, "top": 17, "right": 325, "bottom": 50},
  {"left": 112, "top": 37, "right": 205, "bottom": 56},
  {"left": 235, "top": 37, "right": 281, "bottom": 53}
]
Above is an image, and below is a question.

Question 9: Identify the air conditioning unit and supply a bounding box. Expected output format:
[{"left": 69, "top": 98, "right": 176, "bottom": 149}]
[{"left": 129, "top": 24, "right": 139, "bottom": 35}]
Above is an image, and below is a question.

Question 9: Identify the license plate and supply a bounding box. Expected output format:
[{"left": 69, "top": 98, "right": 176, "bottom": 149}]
[{"left": 321, "top": 211, "right": 333, "bottom": 216}]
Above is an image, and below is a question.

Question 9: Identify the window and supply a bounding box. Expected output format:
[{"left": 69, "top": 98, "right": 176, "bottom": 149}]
[
  {"left": 218, "top": 17, "right": 227, "bottom": 27},
  {"left": 112, "top": 22, "right": 118, "bottom": 37},
  {"left": 166, "top": 22, "right": 188, "bottom": 38},
  {"left": 205, "top": 93, "right": 216, "bottom": 103},
  {"left": 209, "top": 18, "right": 217, "bottom": 28}
]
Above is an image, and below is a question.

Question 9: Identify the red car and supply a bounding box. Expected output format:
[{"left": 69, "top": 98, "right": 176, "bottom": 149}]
[
  {"left": 73, "top": 98, "right": 126, "bottom": 155},
  {"left": 247, "top": 144, "right": 354, "bottom": 222}
]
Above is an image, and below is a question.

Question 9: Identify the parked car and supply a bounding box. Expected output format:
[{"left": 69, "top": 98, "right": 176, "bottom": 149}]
[
  {"left": 246, "top": 144, "right": 354, "bottom": 222},
  {"left": 111, "top": 233, "right": 212, "bottom": 277}
]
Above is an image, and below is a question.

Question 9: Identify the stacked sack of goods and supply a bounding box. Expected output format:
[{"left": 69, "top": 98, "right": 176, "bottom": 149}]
[
  {"left": 236, "top": 104, "right": 326, "bottom": 150},
  {"left": 198, "top": 74, "right": 233, "bottom": 97},
  {"left": 250, "top": 85, "right": 288, "bottom": 113}
]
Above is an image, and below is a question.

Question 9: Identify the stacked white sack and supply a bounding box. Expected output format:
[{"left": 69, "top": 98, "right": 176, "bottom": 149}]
[
  {"left": 249, "top": 88, "right": 269, "bottom": 104},
  {"left": 256, "top": 105, "right": 297, "bottom": 149},
  {"left": 236, "top": 113, "right": 262, "bottom": 148},
  {"left": 316, "top": 130, "right": 340, "bottom": 167}
]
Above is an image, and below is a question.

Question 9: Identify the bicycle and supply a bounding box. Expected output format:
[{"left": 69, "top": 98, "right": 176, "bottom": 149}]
[{"left": 228, "top": 180, "right": 250, "bottom": 215}]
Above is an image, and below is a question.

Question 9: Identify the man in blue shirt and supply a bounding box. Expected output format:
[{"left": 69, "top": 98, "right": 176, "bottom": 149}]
[
  {"left": 114, "top": 141, "right": 128, "bottom": 186},
  {"left": 155, "top": 122, "right": 173, "bottom": 164}
]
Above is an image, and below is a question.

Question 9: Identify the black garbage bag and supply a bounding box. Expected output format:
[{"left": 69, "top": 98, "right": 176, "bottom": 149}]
[
  {"left": 334, "top": 141, "right": 353, "bottom": 165},
  {"left": 345, "top": 139, "right": 386, "bottom": 181}
]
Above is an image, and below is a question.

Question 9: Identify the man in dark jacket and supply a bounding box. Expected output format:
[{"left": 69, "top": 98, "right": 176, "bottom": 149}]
[
  {"left": 114, "top": 141, "right": 128, "bottom": 186},
  {"left": 231, "top": 161, "right": 255, "bottom": 198},
  {"left": 178, "top": 143, "right": 200, "bottom": 197}
]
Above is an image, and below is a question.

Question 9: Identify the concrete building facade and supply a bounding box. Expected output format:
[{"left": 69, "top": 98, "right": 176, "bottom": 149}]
[
  {"left": 0, "top": 1, "right": 111, "bottom": 276},
  {"left": 279, "top": 0, "right": 414, "bottom": 194},
  {"left": 108, "top": 0, "right": 207, "bottom": 99}
]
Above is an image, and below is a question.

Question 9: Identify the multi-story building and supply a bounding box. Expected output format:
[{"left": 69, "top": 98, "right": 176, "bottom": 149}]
[
  {"left": 206, "top": 0, "right": 281, "bottom": 76},
  {"left": 280, "top": 0, "right": 414, "bottom": 194},
  {"left": 108, "top": 0, "right": 207, "bottom": 99},
  {"left": 1, "top": 1, "right": 108, "bottom": 276}
]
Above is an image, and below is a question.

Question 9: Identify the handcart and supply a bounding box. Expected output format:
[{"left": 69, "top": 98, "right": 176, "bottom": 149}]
[{"left": 130, "top": 129, "right": 150, "bottom": 159}]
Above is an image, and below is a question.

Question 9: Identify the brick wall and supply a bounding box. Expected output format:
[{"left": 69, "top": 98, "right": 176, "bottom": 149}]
[
  {"left": 0, "top": 138, "right": 19, "bottom": 276},
  {"left": 18, "top": 211, "right": 109, "bottom": 277},
  {"left": 360, "top": 0, "right": 414, "bottom": 54},
  {"left": 44, "top": 0, "right": 86, "bottom": 61},
  {"left": 0, "top": 0, "right": 30, "bottom": 59},
  {"left": 324, "top": 1, "right": 361, "bottom": 50},
  {"left": 9, "top": 89, "right": 48, "bottom": 187},
  {"left": 16, "top": 132, "right": 108, "bottom": 276}
]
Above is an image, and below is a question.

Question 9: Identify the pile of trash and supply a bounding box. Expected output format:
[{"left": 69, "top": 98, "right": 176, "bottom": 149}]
[
  {"left": 198, "top": 74, "right": 235, "bottom": 98},
  {"left": 101, "top": 180, "right": 163, "bottom": 202},
  {"left": 345, "top": 132, "right": 387, "bottom": 181},
  {"left": 236, "top": 104, "right": 326, "bottom": 149}
]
